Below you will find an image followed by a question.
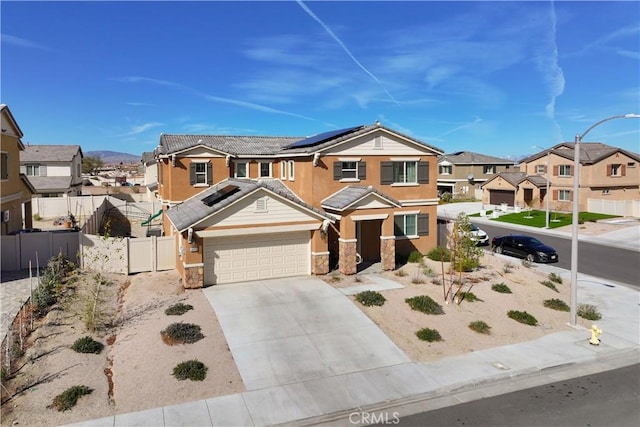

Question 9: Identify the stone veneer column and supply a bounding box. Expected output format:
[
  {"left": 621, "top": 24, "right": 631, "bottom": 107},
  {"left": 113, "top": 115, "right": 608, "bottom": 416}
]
[
  {"left": 339, "top": 238, "right": 357, "bottom": 275},
  {"left": 380, "top": 236, "right": 396, "bottom": 271},
  {"left": 183, "top": 263, "right": 204, "bottom": 289},
  {"left": 311, "top": 252, "right": 330, "bottom": 275}
]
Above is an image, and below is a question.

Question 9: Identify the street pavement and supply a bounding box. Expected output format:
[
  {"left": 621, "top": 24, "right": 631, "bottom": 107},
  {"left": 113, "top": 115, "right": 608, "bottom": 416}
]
[{"left": 1, "top": 203, "right": 638, "bottom": 426}]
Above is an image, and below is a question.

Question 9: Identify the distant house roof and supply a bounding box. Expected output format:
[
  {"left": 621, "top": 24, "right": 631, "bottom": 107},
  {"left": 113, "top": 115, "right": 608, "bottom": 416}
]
[
  {"left": 439, "top": 151, "right": 514, "bottom": 165},
  {"left": 141, "top": 152, "right": 157, "bottom": 165},
  {"left": 165, "top": 178, "right": 333, "bottom": 232},
  {"left": 321, "top": 185, "right": 400, "bottom": 211},
  {"left": 156, "top": 123, "right": 444, "bottom": 158},
  {"left": 520, "top": 142, "right": 640, "bottom": 165},
  {"left": 481, "top": 172, "right": 527, "bottom": 188},
  {"left": 21, "top": 145, "right": 83, "bottom": 162}
]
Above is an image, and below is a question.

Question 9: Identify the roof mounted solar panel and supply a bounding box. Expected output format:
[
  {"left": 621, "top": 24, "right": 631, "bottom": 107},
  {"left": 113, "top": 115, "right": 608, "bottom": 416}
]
[
  {"left": 286, "top": 125, "right": 363, "bottom": 149},
  {"left": 202, "top": 185, "right": 240, "bottom": 207}
]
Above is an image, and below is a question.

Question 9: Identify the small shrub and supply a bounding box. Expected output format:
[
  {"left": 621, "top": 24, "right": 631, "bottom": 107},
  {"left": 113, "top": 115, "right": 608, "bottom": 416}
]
[
  {"left": 456, "top": 292, "right": 483, "bottom": 302},
  {"left": 405, "top": 295, "right": 444, "bottom": 315},
  {"left": 491, "top": 283, "right": 512, "bottom": 294},
  {"left": 51, "top": 385, "right": 93, "bottom": 411},
  {"left": 578, "top": 304, "right": 602, "bottom": 321},
  {"left": 407, "top": 250, "right": 423, "bottom": 263},
  {"left": 395, "top": 269, "right": 408, "bottom": 277},
  {"left": 165, "top": 303, "right": 194, "bottom": 316},
  {"left": 507, "top": 310, "right": 538, "bottom": 326},
  {"left": 521, "top": 259, "right": 532, "bottom": 268},
  {"left": 426, "top": 246, "right": 451, "bottom": 262},
  {"left": 353, "top": 275, "right": 362, "bottom": 283},
  {"left": 431, "top": 278, "right": 442, "bottom": 286},
  {"left": 411, "top": 269, "right": 426, "bottom": 284},
  {"left": 71, "top": 336, "right": 104, "bottom": 354},
  {"left": 355, "top": 290, "right": 386, "bottom": 307},
  {"left": 33, "top": 213, "right": 42, "bottom": 221},
  {"left": 468, "top": 320, "right": 491, "bottom": 334},
  {"left": 330, "top": 273, "right": 342, "bottom": 282},
  {"left": 540, "top": 280, "right": 559, "bottom": 293},
  {"left": 173, "top": 360, "right": 208, "bottom": 381},
  {"left": 549, "top": 272, "right": 563, "bottom": 284},
  {"left": 161, "top": 323, "right": 204, "bottom": 345},
  {"left": 416, "top": 327, "right": 442, "bottom": 342},
  {"left": 544, "top": 298, "right": 570, "bottom": 311},
  {"left": 502, "top": 262, "right": 515, "bottom": 274},
  {"left": 423, "top": 267, "right": 436, "bottom": 277}
]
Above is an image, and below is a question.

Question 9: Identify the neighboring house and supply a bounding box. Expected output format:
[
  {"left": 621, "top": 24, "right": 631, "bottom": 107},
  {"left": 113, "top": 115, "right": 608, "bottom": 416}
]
[
  {"left": 437, "top": 151, "right": 515, "bottom": 199},
  {"left": 0, "top": 104, "right": 36, "bottom": 234},
  {"left": 155, "top": 122, "right": 444, "bottom": 287},
  {"left": 482, "top": 142, "right": 640, "bottom": 213},
  {"left": 20, "top": 144, "right": 84, "bottom": 197},
  {"left": 141, "top": 151, "right": 158, "bottom": 199}
]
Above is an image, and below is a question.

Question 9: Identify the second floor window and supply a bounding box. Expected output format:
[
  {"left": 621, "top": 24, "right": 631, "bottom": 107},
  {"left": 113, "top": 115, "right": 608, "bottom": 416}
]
[
  {"left": 608, "top": 164, "right": 623, "bottom": 177},
  {"left": 0, "top": 153, "right": 7, "bottom": 180},
  {"left": 483, "top": 165, "right": 495, "bottom": 174},
  {"left": 259, "top": 162, "right": 272, "bottom": 178},
  {"left": 381, "top": 161, "right": 429, "bottom": 185},
  {"left": 288, "top": 160, "right": 295, "bottom": 181},
  {"left": 333, "top": 161, "right": 366, "bottom": 180},
  {"left": 235, "top": 162, "right": 248, "bottom": 178},
  {"left": 536, "top": 165, "right": 546, "bottom": 174},
  {"left": 558, "top": 165, "right": 571, "bottom": 177},
  {"left": 190, "top": 161, "right": 211, "bottom": 186},
  {"left": 439, "top": 165, "right": 452, "bottom": 175},
  {"left": 26, "top": 164, "right": 40, "bottom": 176},
  {"left": 393, "top": 161, "right": 417, "bottom": 183}
]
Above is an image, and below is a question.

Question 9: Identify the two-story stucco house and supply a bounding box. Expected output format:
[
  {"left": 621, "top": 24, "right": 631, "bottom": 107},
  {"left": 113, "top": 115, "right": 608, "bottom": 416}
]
[
  {"left": 20, "top": 145, "right": 84, "bottom": 197},
  {"left": 482, "top": 142, "right": 640, "bottom": 213},
  {"left": 141, "top": 151, "right": 159, "bottom": 200},
  {"left": 437, "top": 151, "right": 515, "bottom": 199},
  {"left": 154, "top": 123, "right": 444, "bottom": 287},
  {"left": 0, "top": 105, "right": 36, "bottom": 235}
]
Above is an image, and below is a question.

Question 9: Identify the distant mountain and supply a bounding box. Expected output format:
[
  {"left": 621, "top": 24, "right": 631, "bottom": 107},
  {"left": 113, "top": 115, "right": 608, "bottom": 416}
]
[{"left": 85, "top": 150, "right": 141, "bottom": 165}]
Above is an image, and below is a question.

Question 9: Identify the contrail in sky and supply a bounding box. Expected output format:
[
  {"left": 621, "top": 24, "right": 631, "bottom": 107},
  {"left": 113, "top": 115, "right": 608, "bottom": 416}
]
[
  {"left": 296, "top": 0, "right": 398, "bottom": 104},
  {"left": 544, "top": 0, "right": 565, "bottom": 142}
]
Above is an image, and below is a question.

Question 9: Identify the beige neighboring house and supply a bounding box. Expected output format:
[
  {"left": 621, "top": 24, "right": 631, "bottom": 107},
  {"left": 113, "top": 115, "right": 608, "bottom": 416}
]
[
  {"left": 482, "top": 142, "right": 640, "bottom": 215},
  {"left": 0, "top": 104, "right": 36, "bottom": 235},
  {"left": 20, "top": 144, "right": 84, "bottom": 197},
  {"left": 141, "top": 151, "right": 158, "bottom": 199},
  {"left": 437, "top": 151, "right": 515, "bottom": 199}
]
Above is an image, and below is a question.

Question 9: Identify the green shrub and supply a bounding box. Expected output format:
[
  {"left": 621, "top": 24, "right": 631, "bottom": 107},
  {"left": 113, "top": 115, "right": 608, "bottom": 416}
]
[
  {"left": 395, "top": 269, "right": 407, "bottom": 277},
  {"left": 51, "top": 385, "right": 93, "bottom": 411},
  {"left": 355, "top": 290, "right": 386, "bottom": 307},
  {"left": 578, "top": 304, "right": 602, "bottom": 321},
  {"left": 405, "top": 295, "right": 444, "bottom": 315},
  {"left": 426, "top": 246, "right": 451, "bottom": 262},
  {"left": 165, "top": 303, "right": 194, "bottom": 316},
  {"left": 521, "top": 259, "right": 532, "bottom": 268},
  {"left": 71, "top": 336, "right": 104, "bottom": 354},
  {"left": 491, "top": 283, "right": 512, "bottom": 294},
  {"left": 548, "top": 272, "right": 563, "bottom": 284},
  {"left": 33, "top": 213, "right": 42, "bottom": 221},
  {"left": 507, "top": 310, "right": 538, "bottom": 326},
  {"left": 502, "top": 262, "right": 515, "bottom": 274},
  {"left": 407, "top": 251, "right": 423, "bottom": 263},
  {"left": 540, "top": 280, "right": 559, "bottom": 293},
  {"left": 161, "top": 323, "right": 204, "bottom": 345},
  {"left": 457, "top": 292, "right": 483, "bottom": 302},
  {"left": 454, "top": 258, "right": 479, "bottom": 272},
  {"left": 468, "top": 320, "right": 491, "bottom": 334},
  {"left": 173, "top": 360, "right": 208, "bottom": 381},
  {"left": 440, "top": 192, "right": 453, "bottom": 203},
  {"left": 544, "top": 298, "right": 570, "bottom": 311},
  {"left": 416, "top": 327, "right": 442, "bottom": 342}
]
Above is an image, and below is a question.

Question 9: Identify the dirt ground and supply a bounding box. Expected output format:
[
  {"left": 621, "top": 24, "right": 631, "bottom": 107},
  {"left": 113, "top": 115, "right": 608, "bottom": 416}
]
[{"left": 0, "top": 220, "right": 618, "bottom": 426}]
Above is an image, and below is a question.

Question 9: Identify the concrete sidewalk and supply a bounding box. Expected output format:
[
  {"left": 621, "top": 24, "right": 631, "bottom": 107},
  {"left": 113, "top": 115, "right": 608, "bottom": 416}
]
[{"left": 64, "top": 265, "right": 639, "bottom": 427}]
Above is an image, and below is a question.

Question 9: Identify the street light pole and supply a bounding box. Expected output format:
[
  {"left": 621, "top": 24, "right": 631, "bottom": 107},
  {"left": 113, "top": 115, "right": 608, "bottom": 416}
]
[
  {"left": 569, "top": 113, "right": 640, "bottom": 326},
  {"left": 533, "top": 145, "right": 551, "bottom": 228}
]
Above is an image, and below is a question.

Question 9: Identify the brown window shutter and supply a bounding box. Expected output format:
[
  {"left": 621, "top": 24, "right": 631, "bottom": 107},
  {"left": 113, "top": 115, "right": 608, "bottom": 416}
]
[
  {"left": 333, "top": 162, "right": 341, "bottom": 180},
  {"left": 570, "top": 190, "right": 574, "bottom": 202},
  {"left": 553, "top": 165, "right": 558, "bottom": 176},
  {"left": 206, "top": 161, "right": 213, "bottom": 184},
  {"left": 358, "top": 161, "right": 366, "bottom": 180},
  {"left": 189, "top": 163, "right": 196, "bottom": 185},
  {"left": 607, "top": 165, "right": 612, "bottom": 176},
  {"left": 622, "top": 165, "right": 626, "bottom": 176},
  {"left": 553, "top": 189, "right": 558, "bottom": 200},
  {"left": 417, "top": 214, "right": 429, "bottom": 236},
  {"left": 417, "top": 162, "right": 429, "bottom": 183},
  {"left": 381, "top": 162, "right": 393, "bottom": 185}
]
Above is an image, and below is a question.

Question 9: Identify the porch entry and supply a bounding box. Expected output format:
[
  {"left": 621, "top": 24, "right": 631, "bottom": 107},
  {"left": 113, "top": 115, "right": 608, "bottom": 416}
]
[{"left": 355, "top": 219, "right": 382, "bottom": 263}]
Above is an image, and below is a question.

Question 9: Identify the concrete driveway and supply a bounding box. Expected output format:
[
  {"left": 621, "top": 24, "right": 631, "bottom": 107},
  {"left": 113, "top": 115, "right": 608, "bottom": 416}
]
[{"left": 203, "top": 276, "right": 410, "bottom": 390}]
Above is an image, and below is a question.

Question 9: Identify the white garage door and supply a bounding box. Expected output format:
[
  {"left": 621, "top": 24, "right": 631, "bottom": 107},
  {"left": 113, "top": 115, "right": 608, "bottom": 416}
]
[{"left": 203, "top": 231, "right": 310, "bottom": 285}]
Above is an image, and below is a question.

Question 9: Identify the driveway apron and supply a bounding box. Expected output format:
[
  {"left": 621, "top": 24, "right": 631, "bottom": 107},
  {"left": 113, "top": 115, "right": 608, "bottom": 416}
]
[{"left": 203, "top": 276, "right": 410, "bottom": 390}]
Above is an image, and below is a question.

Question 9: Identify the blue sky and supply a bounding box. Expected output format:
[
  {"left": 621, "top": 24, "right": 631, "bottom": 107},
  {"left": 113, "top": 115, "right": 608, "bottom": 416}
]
[{"left": 2, "top": 1, "right": 639, "bottom": 159}]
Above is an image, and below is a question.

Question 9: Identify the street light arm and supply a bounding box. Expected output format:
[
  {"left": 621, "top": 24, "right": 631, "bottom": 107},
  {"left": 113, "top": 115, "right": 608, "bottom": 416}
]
[{"left": 577, "top": 113, "right": 640, "bottom": 141}]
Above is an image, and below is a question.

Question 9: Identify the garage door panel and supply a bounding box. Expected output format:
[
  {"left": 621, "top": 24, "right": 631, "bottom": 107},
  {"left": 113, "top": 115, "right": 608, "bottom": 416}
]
[{"left": 204, "top": 231, "right": 311, "bottom": 285}]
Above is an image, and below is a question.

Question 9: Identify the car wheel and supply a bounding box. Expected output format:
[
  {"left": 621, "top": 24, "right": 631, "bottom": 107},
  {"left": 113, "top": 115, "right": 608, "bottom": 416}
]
[
  {"left": 495, "top": 246, "right": 503, "bottom": 254},
  {"left": 526, "top": 254, "right": 535, "bottom": 263}
]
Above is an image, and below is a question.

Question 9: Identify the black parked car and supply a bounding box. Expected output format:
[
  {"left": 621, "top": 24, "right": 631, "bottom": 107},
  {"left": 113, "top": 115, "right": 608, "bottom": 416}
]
[{"left": 491, "top": 235, "right": 558, "bottom": 263}]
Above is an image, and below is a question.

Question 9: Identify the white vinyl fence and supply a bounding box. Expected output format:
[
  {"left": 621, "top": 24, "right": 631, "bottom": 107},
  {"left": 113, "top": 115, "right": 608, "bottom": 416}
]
[
  {"left": 2, "top": 232, "right": 175, "bottom": 274},
  {"left": 587, "top": 198, "right": 640, "bottom": 217}
]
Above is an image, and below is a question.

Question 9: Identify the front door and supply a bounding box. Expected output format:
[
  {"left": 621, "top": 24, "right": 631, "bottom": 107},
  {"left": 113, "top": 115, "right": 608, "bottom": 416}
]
[{"left": 356, "top": 220, "right": 382, "bottom": 262}]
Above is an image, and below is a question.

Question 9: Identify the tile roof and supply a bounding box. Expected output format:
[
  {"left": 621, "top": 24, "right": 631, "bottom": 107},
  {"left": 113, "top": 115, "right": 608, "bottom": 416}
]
[
  {"left": 21, "top": 145, "right": 82, "bottom": 162},
  {"left": 321, "top": 185, "right": 400, "bottom": 211},
  {"left": 166, "top": 178, "right": 332, "bottom": 232},
  {"left": 521, "top": 142, "right": 640, "bottom": 164},
  {"left": 156, "top": 123, "right": 444, "bottom": 157},
  {"left": 523, "top": 175, "right": 548, "bottom": 187},
  {"left": 439, "top": 151, "right": 513, "bottom": 164},
  {"left": 26, "top": 176, "right": 72, "bottom": 192}
]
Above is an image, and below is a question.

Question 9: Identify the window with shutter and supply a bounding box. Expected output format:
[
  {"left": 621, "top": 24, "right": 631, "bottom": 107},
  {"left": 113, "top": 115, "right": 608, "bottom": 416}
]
[{"left": 417, "top": 214, "right": 429, "bottom": 235}]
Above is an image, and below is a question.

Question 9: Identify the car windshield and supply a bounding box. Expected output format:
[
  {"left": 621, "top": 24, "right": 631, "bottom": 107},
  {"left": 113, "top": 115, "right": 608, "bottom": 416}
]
[
  {"left": 522, "top": 237, "right": 543, "bottom": 246},
  {"left": 470, "top": 224, "right": 478, "bottom": 231}
]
